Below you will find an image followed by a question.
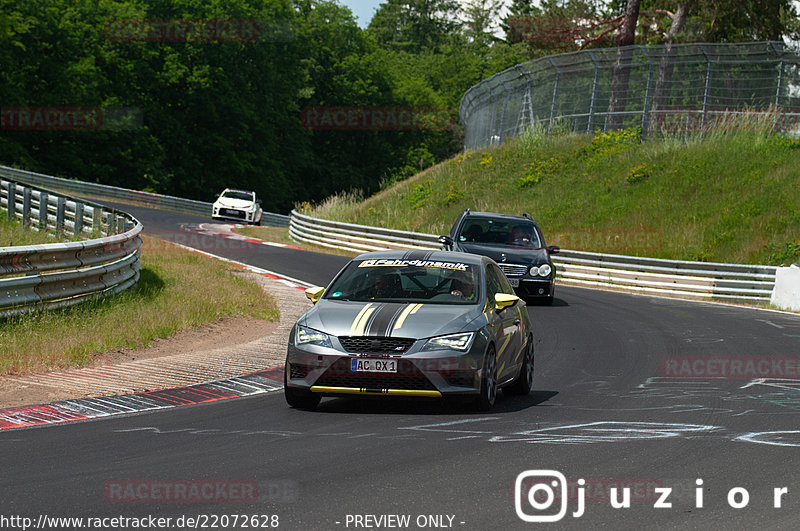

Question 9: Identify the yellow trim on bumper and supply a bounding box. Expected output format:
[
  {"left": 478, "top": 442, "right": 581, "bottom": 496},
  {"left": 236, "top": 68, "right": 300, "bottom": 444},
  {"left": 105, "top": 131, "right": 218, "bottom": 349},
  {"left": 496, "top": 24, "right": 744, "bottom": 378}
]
[{"left": 310, "top": 386, "right": 442, "bottom": 398}]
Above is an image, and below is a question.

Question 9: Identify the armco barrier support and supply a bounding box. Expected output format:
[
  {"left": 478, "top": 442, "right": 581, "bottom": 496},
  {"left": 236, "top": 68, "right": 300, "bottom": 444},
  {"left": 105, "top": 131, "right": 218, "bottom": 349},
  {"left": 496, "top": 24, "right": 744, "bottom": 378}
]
[
  {"left": 771, "top": 265, "right": 800, "bottom": 311},
  {"left": 1, "top": 178, "right": 142, "bottom": 317},
  {"left": 0, "top": 165, "right": 289, "bottom": 227},
  {"left": 288, "top": 210, "right": 778, "bottom": 303}
]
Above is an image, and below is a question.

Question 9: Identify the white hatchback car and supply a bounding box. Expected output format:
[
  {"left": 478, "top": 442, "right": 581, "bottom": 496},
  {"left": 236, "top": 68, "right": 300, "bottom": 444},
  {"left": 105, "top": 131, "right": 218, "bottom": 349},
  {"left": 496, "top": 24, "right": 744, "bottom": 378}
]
[{"left": 211, "top": 189, "right": 263, "bottom": 225}]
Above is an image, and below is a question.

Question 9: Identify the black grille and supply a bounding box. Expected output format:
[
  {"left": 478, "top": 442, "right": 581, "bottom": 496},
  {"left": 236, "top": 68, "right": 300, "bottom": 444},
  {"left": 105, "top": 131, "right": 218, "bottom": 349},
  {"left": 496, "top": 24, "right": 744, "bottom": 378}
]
[
  {"left": 289, "top": 363, "right": 310, "bottom": 379},
  {"left": 499, "top": 264, "right": 528, "bottom": 277},
  {"left": 339, "top": 336, "right": 416, "bottom": 353},
  {"left": 444, "top": 370, "right": 477, "bottom": 388},
  {"left": 314, "top": 358, "right": 436, "bottom": 391},
  {"left": 222, "top": 208, "right": 246, "bottom": 219}
]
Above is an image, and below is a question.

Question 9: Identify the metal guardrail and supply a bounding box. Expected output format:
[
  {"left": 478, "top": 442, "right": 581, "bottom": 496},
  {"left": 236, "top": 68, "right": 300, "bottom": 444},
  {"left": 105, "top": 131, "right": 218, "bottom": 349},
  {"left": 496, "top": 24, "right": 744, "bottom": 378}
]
[
  {"left": 0, "top": 165, "right": 290, "bottom": 227},
  {"left": 1, "top": 178, "right": 142, "bottom": 318},
  {"left": 288, "top": 210, "right": 777, "bottom": 303},
  {"left": 459, "top": 41, "right": 800, "bottom": 149},
  {"left": 290, "top": 210, "right": 439, "bottom": 252}
]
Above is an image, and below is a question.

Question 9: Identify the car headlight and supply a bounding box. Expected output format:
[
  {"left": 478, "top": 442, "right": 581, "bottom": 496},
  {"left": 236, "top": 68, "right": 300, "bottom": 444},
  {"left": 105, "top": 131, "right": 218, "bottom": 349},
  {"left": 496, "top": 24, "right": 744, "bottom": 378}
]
[
  {"left": 295, "top": 325, "right": 332, "bottom": 348},
  {"left": 426, "top": 332, "right": 474, "bottom": 351},
  {"left": 529, "top": 265, "right": 539, "bottom": 276},
  {"left": 537, "top": 264, "right": 552, "bottom": 277}
]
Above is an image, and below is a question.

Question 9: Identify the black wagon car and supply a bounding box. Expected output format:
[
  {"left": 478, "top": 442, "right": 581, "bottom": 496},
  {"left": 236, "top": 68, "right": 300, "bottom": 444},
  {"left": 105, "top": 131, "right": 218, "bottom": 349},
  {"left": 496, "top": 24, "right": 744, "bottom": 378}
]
[
  {"left": 439, "top": 210, "right": 559, "bottom": 304},
  {"left": 284, "top": 250, "right": 534, "bottom": 411}
]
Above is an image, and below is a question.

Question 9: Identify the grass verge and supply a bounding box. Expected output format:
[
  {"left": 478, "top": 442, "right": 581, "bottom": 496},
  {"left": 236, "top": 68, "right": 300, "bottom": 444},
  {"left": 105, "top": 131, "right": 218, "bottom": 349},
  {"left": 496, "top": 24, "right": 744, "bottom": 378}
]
[
  {"left": 0, "top": 234, "right": 279, "bottom": 375},
  {"left": 306, "top": 118, "right": 800, "bottom": 266},
  {"left": 0, "top": 214, "right": 72, "bottom": 246}
]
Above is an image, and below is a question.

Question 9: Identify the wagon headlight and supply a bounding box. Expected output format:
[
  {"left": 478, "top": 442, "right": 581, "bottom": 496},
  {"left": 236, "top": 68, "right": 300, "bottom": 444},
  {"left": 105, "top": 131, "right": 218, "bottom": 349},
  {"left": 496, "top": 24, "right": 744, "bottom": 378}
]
[
  {"left": 426, "top": 332, "right": 474, "bottom": 351},
  {"left": 295, "top": 325, "right": 332, "bottom": 348},
  {"left": 537, "top": 264, "right": 552, "bottom": 277}
]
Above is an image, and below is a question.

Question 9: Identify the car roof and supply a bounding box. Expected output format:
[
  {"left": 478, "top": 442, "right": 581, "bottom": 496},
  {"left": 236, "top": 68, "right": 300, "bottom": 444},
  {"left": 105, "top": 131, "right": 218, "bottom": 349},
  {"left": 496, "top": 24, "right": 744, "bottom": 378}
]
[
  {"left": 352, "top": 249, "right": 490, "bottom": 267},
  {"left": 221, "top": 188, "right": 254, "bottom": 194},
  {"left": 460, "top": 210, "right": 538, "bottom": 224}
]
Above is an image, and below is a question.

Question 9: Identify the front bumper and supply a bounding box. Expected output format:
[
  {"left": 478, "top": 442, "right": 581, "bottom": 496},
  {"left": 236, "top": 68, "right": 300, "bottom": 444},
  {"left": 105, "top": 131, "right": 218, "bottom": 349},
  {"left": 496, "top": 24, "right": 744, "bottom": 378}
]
[
  {"left": 212, "top": 206, "right": 256, "bottom": 223},
  {"left": 508, "top": 277, "right": 554, "bottom": 298},
  {"left": 286, "top": 336, "right": 487, "bottom": 398}
]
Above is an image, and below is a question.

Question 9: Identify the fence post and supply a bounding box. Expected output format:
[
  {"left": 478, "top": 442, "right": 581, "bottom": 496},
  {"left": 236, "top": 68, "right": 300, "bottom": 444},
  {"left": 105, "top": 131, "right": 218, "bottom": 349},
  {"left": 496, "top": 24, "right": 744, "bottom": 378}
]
[
  {"left": 775, "top": 58, "right": 785, "bottom": 107},
  {"left": 39, "top": 192, "right": 48, "bottom": 231},
  {"left": 547, "top": 58, "right": 561, "bottom": 133},
  {"left": 640, "top": 47, "right": 656, "bottom": 135},
  {"left": 587, "top": 51, "right": 600, "bottom": 133},
  {"left": 22, "top": 187, "right": 32, "bottom": 228},
  {"left": 700, "top": 46, "right": 713, "bottom": 129},
  {"left": 6, "top": 182, "right": 15, "bottom": 222},
  {"left": 56, "top": 197, "right": 66, "bottom": 236},
  {"left": 499, "top": 83, "right": 511, "bottom": 143}
]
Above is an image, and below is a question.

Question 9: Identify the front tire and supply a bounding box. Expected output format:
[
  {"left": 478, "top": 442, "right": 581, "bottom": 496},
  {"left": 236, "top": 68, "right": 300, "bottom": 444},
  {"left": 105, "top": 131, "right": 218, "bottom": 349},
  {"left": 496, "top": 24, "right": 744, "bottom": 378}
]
[
  {"left": 506, "top": 336, "right": 534, "bottom": 395},
  {"left": 284, "top": 368, "right": 320, "bottom": 410},
  {"left": 474, "top": 346, "right": 498, "bottom": 411}
]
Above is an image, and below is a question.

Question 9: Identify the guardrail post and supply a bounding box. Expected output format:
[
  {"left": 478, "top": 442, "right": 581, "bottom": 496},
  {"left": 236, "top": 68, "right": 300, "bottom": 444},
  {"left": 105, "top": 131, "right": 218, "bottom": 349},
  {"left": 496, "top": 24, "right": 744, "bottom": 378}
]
[
  {"left": 75, "top": 202, "right": 84, "bottom": 235},
  {"left": 106, "top": 212, "right": 117, "bottom": 235},
  {"left": 6, "top": 182, "right": 15, "bottom": 222},
  {"left": 117, "top": 216, "right": 126, "bottom": 234},
  {"left": 39, "top": 192, "right": 48, "bottom": 231},
  {"left": 56, "top": 197, "right": 66, "bottom": 236},
  {"left": 22, "top": 187, "right": 32, "bottom": 228}
]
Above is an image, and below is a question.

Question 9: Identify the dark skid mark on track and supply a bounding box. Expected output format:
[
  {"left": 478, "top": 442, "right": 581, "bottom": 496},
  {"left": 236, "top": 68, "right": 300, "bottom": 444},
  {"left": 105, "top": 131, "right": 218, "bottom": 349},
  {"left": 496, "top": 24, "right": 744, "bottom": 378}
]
[{"left": 0, "top": 367, "right": 285, "bottom": 431}]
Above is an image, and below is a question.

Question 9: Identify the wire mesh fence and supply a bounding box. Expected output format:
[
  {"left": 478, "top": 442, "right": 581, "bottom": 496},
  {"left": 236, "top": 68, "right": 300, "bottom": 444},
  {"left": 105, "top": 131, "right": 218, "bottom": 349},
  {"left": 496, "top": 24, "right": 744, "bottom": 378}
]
[{"left": 459, "top": 41, "right": 800, "bottom": 150}]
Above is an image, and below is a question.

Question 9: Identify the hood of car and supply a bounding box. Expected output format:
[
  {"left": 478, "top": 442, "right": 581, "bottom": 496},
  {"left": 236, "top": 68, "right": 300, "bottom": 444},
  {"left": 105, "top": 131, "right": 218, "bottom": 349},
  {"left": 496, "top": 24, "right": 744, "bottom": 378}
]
[
  {"left": 215, "top": 198, "right": 254, "bottom": 209},
  {"left": 301, "top": 300, "right": 482, "bottom": 339},
  {"left": 454, "top": 242, "right": 550, "bottom": 265}
]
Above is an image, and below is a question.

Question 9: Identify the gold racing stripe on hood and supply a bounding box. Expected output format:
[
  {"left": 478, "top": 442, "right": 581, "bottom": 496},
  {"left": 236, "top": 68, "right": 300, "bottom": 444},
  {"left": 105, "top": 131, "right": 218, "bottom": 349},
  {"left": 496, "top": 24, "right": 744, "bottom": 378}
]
[
  {"left": 393, "top": 303, "right": 423, "bottom": 331},
  {"left": 349, "top": 303, "right": 375, "bottom": 336}
]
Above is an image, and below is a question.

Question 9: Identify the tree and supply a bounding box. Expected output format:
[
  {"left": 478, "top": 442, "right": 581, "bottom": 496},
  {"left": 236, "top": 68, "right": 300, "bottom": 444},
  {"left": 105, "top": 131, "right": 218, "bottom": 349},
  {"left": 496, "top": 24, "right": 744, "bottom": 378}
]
[
  {"left": 461, "top": 0, "right": 505, "bottom": 48},
  {"left": 368, "top": 0, "right": 460, "bottom": 53},
  {"left": 605, "top": 0, "right": 640, "bottom": 130}
]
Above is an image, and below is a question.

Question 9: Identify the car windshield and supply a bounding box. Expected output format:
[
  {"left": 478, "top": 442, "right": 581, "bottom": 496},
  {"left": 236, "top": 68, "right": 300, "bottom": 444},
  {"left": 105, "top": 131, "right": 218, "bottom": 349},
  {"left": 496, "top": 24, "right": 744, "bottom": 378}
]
[
  {"left": 324, "top": 258, "right": 481, "bottom": 304},
  {"left": 458, "top": 219, "right": 541, "bottom": 249},
  {"left": 220, "top": 191, "right": 254, "bottom": 201}
]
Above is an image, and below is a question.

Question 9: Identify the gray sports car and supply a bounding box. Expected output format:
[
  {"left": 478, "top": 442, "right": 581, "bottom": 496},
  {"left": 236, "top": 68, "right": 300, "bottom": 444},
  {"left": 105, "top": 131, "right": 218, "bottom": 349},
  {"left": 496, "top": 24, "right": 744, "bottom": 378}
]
[{"left": 284, "top": 249, "right": 534, "bottom": 410}]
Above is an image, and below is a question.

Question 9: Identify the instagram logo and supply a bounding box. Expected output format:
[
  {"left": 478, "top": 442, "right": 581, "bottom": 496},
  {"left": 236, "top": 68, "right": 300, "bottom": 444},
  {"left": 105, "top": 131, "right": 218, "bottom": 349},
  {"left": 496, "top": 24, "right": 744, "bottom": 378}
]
[{"left": 515, "top": 470, "right": 581, "bottom": 522}]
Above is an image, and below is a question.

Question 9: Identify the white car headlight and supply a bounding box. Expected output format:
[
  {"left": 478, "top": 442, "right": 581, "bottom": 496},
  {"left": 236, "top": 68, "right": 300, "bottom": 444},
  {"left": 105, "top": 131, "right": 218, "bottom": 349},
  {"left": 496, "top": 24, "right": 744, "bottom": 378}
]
[
  {"left": 537, "top": 264, "right": 552, "bottom": 277},
  {"left": 529, "top": 265, "right": 539, "bottom": 276},
  {"left": 426, "top": 332, "right": 474, "bottom": 351},
  {"left": 295, "top": 325, "right": 332, "bottom": 348}
]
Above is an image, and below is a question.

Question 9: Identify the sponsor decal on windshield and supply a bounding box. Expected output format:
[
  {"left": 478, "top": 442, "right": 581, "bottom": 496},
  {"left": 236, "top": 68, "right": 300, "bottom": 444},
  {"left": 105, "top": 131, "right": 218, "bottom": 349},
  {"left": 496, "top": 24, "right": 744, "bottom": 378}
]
[{"left": 358, "top": 259, "right": 469, "bottom": 271}]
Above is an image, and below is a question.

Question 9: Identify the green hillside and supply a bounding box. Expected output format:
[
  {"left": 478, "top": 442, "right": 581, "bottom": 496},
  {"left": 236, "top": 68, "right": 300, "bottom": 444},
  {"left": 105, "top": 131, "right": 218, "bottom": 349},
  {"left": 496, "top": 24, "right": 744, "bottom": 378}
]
[{"left": 307, "top": 121, "right": 800, "bottom": 266}]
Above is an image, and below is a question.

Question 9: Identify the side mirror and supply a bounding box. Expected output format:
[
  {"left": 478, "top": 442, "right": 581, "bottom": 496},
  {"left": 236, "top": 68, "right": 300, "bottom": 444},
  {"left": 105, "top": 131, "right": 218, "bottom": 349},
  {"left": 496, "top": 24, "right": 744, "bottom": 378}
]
[
  {"left": 304, "top": 286, "right": 325, "bottom": 304},
  {"left": 494, "top": 293, "right": 520, "bottom": 311},
  {"left": 256, "top": 199, "right": 262, "bottom": 205},
  {"left": 438, "top": 235, "right": 454, "bottom": 248},
  {"left": 547, "top": 245, "right": 560, "bottom": 254}
]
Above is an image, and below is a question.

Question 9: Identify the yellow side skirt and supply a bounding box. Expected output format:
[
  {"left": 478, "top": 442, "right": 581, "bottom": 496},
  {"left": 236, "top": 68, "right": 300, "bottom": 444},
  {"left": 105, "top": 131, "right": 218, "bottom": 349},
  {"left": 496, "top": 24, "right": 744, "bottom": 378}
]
[{"left": 310, "top": 386, "right": 442, "bottom": 398}]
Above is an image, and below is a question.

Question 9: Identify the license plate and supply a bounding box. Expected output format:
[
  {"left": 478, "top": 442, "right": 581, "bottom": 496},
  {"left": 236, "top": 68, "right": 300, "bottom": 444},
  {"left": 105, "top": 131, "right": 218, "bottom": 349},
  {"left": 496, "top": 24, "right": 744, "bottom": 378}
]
[
  {"left": 508, "top": 278, "right": 520, "bottom": 287},
  {"left": 351, "top": 358, "right": 397, "bottom": 373}
]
